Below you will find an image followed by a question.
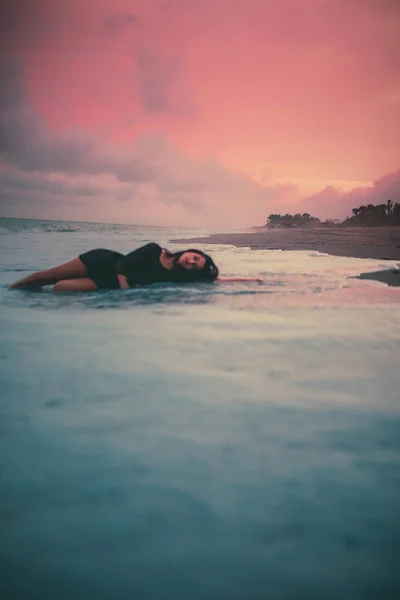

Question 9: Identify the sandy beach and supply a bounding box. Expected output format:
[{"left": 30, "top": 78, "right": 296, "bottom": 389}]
[
  {"left": 174, "top": 227, "right": 400, "bottom": 261},
  {"left": 174, "top": 226, "right": 400, "bottom": 286}
]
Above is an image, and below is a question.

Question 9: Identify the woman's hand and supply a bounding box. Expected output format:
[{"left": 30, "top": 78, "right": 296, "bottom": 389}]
[
  {"left": 117, "top": 273, "right": 130, "bottom": 289},
  {"left": 216, "top": 277, "right": 263, "bottom": 283}
]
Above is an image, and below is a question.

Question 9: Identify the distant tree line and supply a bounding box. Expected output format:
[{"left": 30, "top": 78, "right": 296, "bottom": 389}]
[
  {"left": 266, "top": 213, "right": 321, "bottom": 228},
  {"left": 265, "top": 200, "right": 400, "bottom": 228},
  {"left": 343, "top": 199, "right": 400, "bottom": 226}
]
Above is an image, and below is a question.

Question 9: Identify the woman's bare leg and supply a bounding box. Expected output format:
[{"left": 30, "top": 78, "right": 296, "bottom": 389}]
[
  {"left": 9, "top": 258, "right": 88, "bottom": 289},
  {"left": 53, "top": 278, "right": 98, "bottom": 292}
]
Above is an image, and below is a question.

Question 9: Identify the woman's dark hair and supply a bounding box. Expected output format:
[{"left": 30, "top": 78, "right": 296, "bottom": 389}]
[{"left": 167, "top": 248, "right": 219, "bottom": 283}]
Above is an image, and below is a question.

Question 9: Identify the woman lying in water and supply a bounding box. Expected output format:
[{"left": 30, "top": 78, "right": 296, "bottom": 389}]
[{"left": 9, "top": 242, "right": 263, "bottom": 292}]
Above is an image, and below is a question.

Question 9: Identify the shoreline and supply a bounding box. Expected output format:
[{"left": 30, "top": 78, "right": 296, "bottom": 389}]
[
  {"left": 173, "top": 226, "right": 400, "bottom": 261},
  {"left": 172, "top": 227, "right": 400, "bottom": 287}
]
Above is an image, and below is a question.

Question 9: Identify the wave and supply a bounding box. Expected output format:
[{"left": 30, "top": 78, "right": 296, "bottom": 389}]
[
  {"left": 0, "top": 277, "right": 349, "bottom": 313},
  {"left": 0, "top": 217, "right": 189, "bottom": 236},
  {"left": 1, "top": 268, "right": 32, "bottom": 272},
  {"left": 0, "top": 221, "right": 82, "bottom": 234},
  {"left": 0, "top": 218, "right": 110, "bottom": 234},
  {"left": 42, "top": 225, "right": 79, "bottom": 233}
]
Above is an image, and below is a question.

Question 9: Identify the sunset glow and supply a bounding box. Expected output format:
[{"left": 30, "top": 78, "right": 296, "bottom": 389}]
[{"left": 1, "top": 0, "right": 399, "bottom": 227}]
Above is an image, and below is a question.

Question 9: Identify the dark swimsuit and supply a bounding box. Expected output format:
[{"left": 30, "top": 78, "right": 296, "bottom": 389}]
[
  {"left": 78, "top": 249, "right": 123, "bottom": 289},
  {"left": 79, "top": 243, "right": 170, "bottom": 289}
]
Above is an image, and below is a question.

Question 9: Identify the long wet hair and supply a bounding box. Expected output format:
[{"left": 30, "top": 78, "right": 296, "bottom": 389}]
[{"left": 166, "top": 248, "right": 219, "bottom": 283}]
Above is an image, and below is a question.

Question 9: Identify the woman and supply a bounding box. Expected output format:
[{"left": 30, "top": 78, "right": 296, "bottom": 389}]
[{"left": 9, "top": 242, "right": 262, "bottom": 292}]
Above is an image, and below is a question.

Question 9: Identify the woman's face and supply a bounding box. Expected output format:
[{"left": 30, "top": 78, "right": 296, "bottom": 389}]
[{"left": 177, "top": 251, "right": 206, "bottom": 271}]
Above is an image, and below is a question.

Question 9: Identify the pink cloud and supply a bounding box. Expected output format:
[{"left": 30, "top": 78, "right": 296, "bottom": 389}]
[
  {"left": 0, "top": 61, "right": 296, "bottom": 227},
  {"left": 0, "top": 0, "right": 399, "bottom": 226},
  {"left": 296, "top": 169, "right": 400, "bottom": 220}
]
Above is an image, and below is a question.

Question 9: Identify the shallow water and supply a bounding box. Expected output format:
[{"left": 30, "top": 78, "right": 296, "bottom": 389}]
[{"left": 1, "top": 218, "right": 400, "bottom": 599}]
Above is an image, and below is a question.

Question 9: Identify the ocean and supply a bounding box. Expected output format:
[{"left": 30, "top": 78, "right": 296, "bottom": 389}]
[{"left": 1, "top": 217, "right": 399, "bottom": 599}]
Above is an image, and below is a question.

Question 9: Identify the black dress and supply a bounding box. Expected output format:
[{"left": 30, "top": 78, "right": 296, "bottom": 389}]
[{"left": 79, "top": 243, "right": 170, "bottom": 289}]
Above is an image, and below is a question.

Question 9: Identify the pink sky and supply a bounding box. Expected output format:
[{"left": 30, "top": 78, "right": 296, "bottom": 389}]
[{"left": 0, "top": 0, "right": 399, "bottom": 227}]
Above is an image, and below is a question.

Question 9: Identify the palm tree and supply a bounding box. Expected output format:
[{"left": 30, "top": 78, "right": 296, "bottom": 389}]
[{"left": 358, "top": 205, "right": 367, "bottom": 218}]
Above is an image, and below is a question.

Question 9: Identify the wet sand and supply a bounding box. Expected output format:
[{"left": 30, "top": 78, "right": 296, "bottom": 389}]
[{"left": 173, "top": 227, "right": 400, "bottom": 286}]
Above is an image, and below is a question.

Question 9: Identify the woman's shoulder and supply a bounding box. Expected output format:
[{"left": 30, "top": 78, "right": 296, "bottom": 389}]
[
  {"left": 119, "top": 242, "right": 162, "bottom": 264},
  {"left": 128, "top": 242, "right": 162, "bottom": 254},
  {"left": 138, "top": 242, "right": 162, "bottom": 252},
  {"left": 140, "top": 242, "right": 162, "bottom": 257}
]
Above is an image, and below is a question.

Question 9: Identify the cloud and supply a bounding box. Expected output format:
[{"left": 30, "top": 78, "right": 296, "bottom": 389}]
[
  {"left": 0, "top": 164, "right": 108, "bottom": 198},
  {"left": 2, "top": 0, "right": 398, "bottom": 198},
  {"left": 136, "top": 51, "right": 177, "bottom": 113},
  {"left": 0, "top": 60, "right": 290, "bottom": 225},
  {"left": 351, "top": 0, "right": 400, "bottom": 16},
  {"left": 0, "top": 61, "right": 155, "bottom": 181},
  {"left": 298, "top": 169, "right": 400, "bottom": 219},
  {"left": 0, "top": 0, "right": 31, "bottom": 52},
  {"left": 135, "top": 49, "right": 196, "bottom": 117},
  {"left": 104, "top": 12, "right": 140, "bottom": 28},
  {"left": 1, "top": 59, "right": 398, "bottom": 227}
]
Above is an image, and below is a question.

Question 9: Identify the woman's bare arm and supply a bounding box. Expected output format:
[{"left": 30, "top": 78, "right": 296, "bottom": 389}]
[{"left": 216, "top": 277, "right": 263, "bottom": 283}]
